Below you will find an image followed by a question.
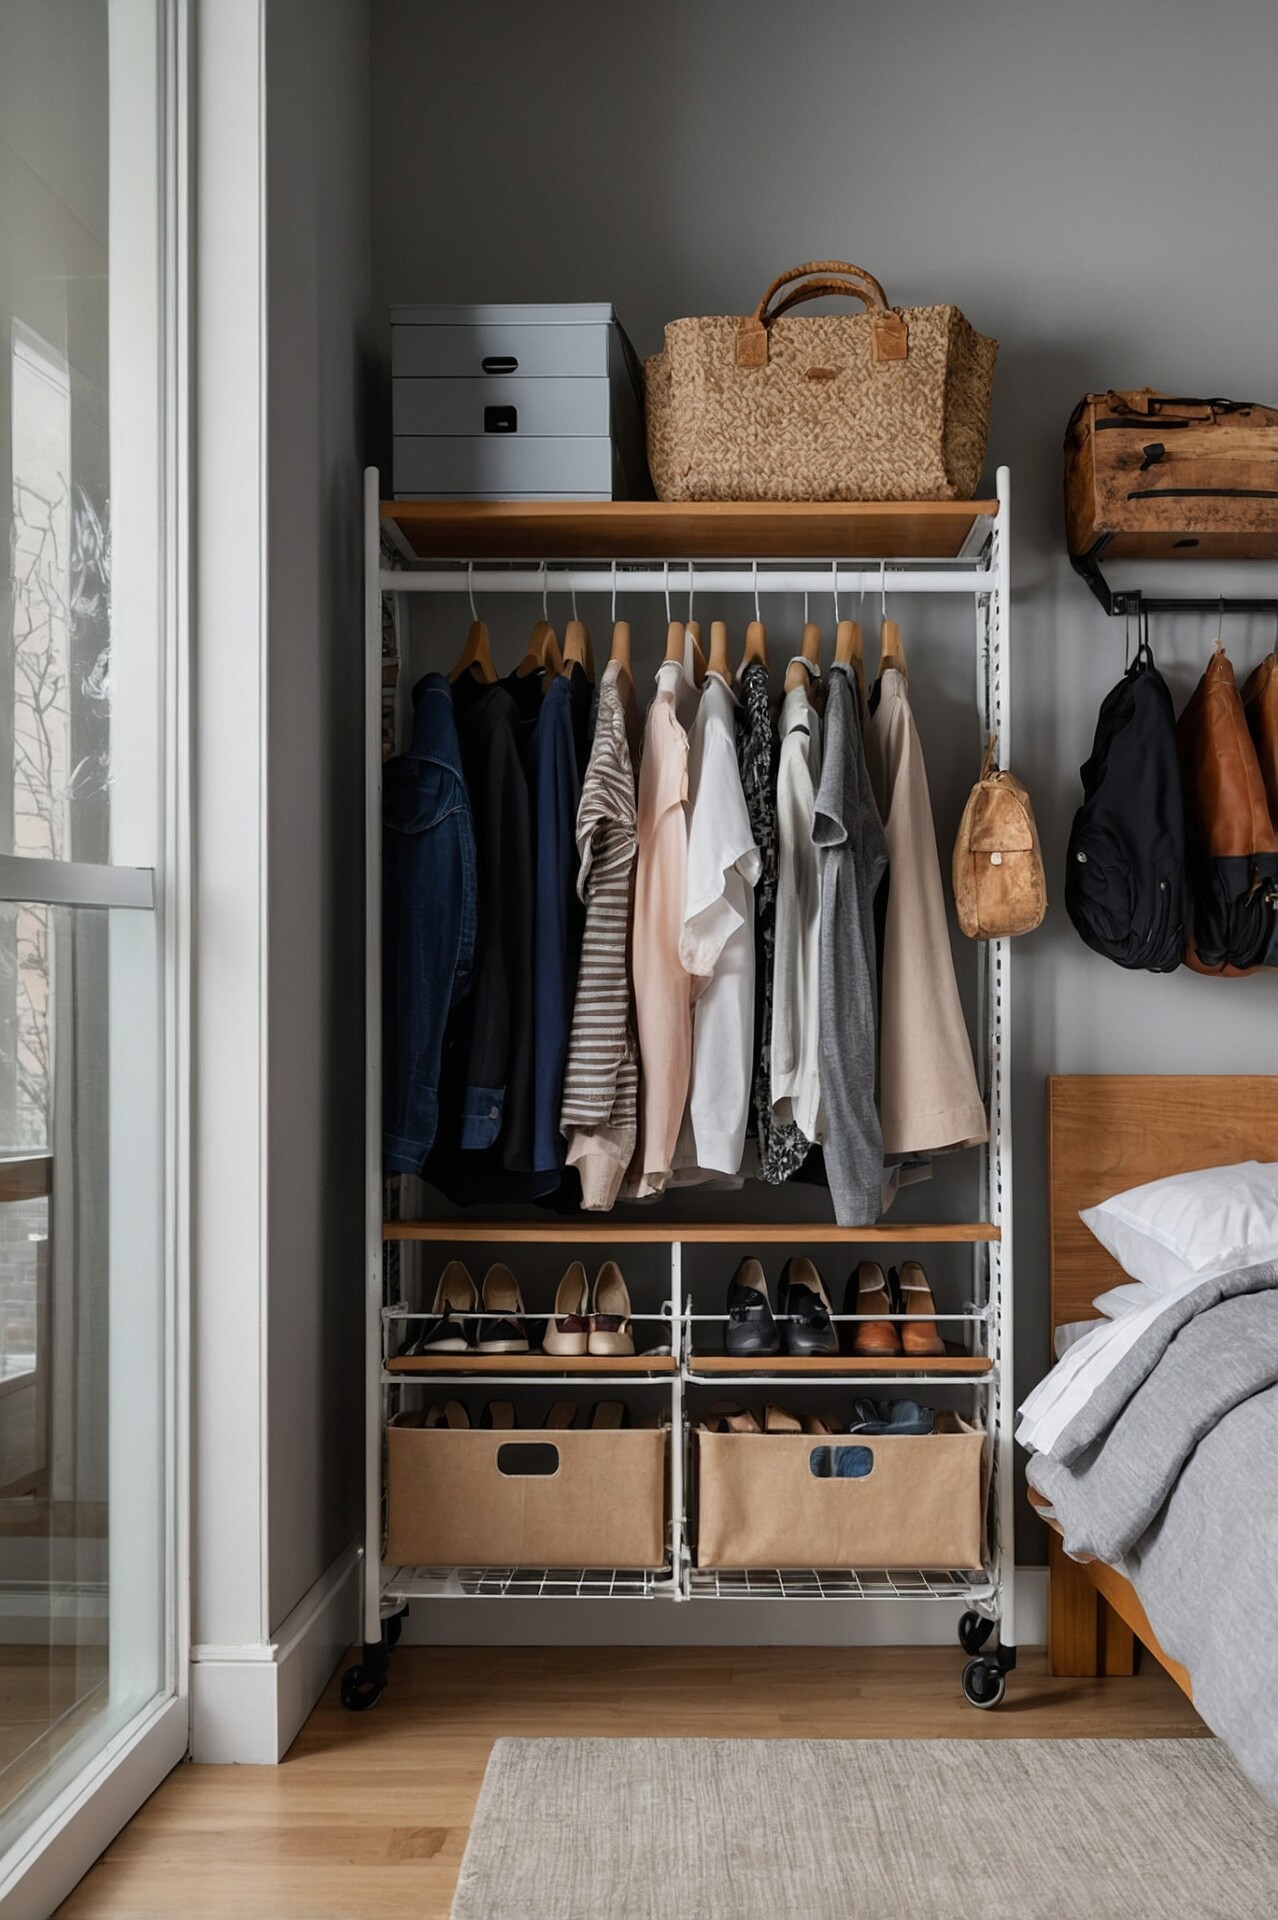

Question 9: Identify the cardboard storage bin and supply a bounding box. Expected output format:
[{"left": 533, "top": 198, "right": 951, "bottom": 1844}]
[
  {"left": 385, "top": 1419, "right": 668, "bottom": 1569},
  {"left": 694, "top": 1415, "right": 984, "bottom": 1571}
]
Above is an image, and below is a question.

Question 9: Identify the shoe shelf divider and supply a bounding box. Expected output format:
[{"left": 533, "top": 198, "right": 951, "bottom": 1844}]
[{"left": 357, "top": 468, "right": 1017, "bottom": 1709}]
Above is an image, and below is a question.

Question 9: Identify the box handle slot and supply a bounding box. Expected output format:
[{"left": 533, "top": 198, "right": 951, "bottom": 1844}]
[
  {"left": 808, "top": 1444, "right": 875, "bottom": 1480},
  {"left": 484, "top": 404, "right": 518, "bottom": 434},
  {"left": 496, "top": 1442, "right": 560, "bottom": 1478},
  {"left": 481, "top": 355, "right": 518, "bottom": 374}
]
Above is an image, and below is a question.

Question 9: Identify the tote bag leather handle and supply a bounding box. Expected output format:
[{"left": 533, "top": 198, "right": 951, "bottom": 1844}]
[{"left": 736, "top": 260, "right": 908, "bottom": 367}]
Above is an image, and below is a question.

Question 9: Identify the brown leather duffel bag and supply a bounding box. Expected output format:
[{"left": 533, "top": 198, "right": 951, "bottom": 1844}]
[
  {"left": 1065, "top": 390, "right": 1278, "bottom": 564},
  {"left": 1178, "top": 644, "right": 1278, "bottom": 974}
]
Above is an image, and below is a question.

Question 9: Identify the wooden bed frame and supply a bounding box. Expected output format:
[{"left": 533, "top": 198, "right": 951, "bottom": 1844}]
[{"left": 1042, "top": 1074, "right": 1278, "bottom": 1696}]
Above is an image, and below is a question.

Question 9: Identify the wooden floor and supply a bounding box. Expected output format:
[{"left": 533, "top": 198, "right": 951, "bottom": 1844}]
[{"left": 57, "top": 1642, "right": 1207, "bottom": 1918}]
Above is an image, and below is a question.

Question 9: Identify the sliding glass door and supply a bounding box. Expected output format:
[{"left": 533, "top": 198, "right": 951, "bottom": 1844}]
[{"left": 0, "top": 0, "right": 184, "bottom": 1900}]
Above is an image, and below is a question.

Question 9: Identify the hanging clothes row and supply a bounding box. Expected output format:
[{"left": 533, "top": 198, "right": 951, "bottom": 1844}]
[{"left": 382, "top": 597, "right": 986, "bottom": 1224}]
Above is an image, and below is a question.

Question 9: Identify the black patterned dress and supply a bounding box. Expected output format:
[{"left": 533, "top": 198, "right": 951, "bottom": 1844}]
[{"left": 735, "top": 662, "right": 813, "bottom": 1184}]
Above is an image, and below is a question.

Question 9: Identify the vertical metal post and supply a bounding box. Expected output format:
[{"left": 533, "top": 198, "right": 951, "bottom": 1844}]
[
  {"left": 991, "top": 466, "right": 1016, "bottom": 1652},
  {"left": 669, "top": 1239, "right": 685, "bottom": 1597},
  {"left": 362, "top": 468, "right": 384, "bottom": 1645}
]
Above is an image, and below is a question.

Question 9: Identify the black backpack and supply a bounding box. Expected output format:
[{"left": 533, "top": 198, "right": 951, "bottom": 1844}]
[{"left": 1066, "top": 641, "right": 1187, "bottom": 971}]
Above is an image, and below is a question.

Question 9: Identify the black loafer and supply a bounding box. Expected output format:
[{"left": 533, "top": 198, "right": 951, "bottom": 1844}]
[
  {"left": 724, "top": 1258, "right": 781, "bottom": 1356},
  {"left": 778, "top": 1256, "right": 839, "bottom": 1356}
]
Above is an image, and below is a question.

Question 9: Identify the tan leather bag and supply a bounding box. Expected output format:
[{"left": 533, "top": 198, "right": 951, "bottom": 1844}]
[
  {"left": 645, "top": 261, "right": 997, "bottom": 503},
  {"left": 952, "top": 737, "right": 1046, "bottom": 939}
]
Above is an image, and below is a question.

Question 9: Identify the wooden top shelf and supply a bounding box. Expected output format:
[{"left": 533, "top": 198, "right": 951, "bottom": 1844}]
[
  {"left": 381, "top": 498, "right": 998, "bottom": 563},
  {"left": 383, "top": 1221, "right": 1000, "bottom": 1244}
]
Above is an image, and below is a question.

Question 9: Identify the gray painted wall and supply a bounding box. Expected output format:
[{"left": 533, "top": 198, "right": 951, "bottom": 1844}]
[
  {"left": 265, "top": 0, "right": 372, "bottom": 1632},
  {"left": 369, "top": 0, "right": 1278, "bottom": 1567}
]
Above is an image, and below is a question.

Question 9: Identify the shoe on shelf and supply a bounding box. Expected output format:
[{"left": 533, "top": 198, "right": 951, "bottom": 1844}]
[
  {"left": 724, "top": 1258, "right": 781, "bottom": 1357},
  {"left": 476, "top": 1263, "right": 532, "bottom": 1354},
  {"left": 412, "top": 1259, "right": 478, "bottom": 1354},
  {"left": 764, "top": 1404, "right": 802, "bottom": 1433},
  {"left": 544, "top": 1260, "right": 590, "bottom": 1357},
  {"left": 481, "top": 1401, "right": 516, "bottom": 1429},
  {"left": 847, "top": 1261, "right": 902, "bottom": 1356},
  {"left": 896, "top": 1260, "right": 945, "bottom": 1357},
  {"left": 423, "top": 1400, "right": 469, "bottom": 1429},
  {"left": 702, "top": 1402, "right": 761, "bottom": 1434},
  {"left": 588, "top": 1262, "right": 635, "bottom": 1356},
  {"left": 545, "top": 1402, "right": 578, "bottom": 1430},
  {"left": 778, "top": 1257, "right": 839, "bottom": 1357},
  {"left": 590, "top": 1400, "right": 632, "bottom": 1429}
]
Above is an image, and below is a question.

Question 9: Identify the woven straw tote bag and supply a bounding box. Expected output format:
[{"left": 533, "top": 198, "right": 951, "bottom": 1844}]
[{"left": 644, "top": 260, "right": 997, "bottom": 502}]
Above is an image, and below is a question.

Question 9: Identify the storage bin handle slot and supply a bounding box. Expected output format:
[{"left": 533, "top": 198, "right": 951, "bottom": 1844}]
[
  {"left": 808, "top": 1444, "right": 875, "bottom": 1480},
  {"left": 496, "top": 1442, "right": 560, "bottom": 1478},
  {"left": 481, "top": 355, "right": 518, "bottom": 374}
]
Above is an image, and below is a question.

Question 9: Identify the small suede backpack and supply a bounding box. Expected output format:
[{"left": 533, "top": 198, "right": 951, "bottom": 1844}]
[{"left": 952, "top": 736, "right": 1047, "bottom": 939}]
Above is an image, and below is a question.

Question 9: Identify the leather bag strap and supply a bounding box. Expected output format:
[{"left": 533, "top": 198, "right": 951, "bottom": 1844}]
[{"left": 737, "top": 260, "right": 908, "bottom": 368}]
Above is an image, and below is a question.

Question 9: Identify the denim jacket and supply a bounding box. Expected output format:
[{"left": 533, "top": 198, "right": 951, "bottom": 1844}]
[{"left": 382, "top": 674, "right": 477, "bottom": 1174}]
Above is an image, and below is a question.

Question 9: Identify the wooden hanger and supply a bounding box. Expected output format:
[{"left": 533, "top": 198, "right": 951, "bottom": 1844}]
[
  {"left": 609, "top": 618, "right": 632, "bottom": 679},
  {"left": 516, "top": 618, "right": 561, "bottom": 679},
  {"left": 563, "top": 617, "right": 596, "bottom": 684},
  {"left": 448, "top": 618, "right": 497, "bottom": 685},
  {"left": 664, "top": 618, "right": 688, "bottom": 663},
  {"left": 878, "top": 616, "right": 906, "bottom": 677},
  {"left": 835, "top": 617, "right": 865, "bottom": 706},
  {"left": 740, "top": 618, "right": 769, "bottom": 673},
  {"left": 708, "top": 619, "right": 731, "bottom": 678},
  {"left": 785, "top": 620, "right": 822, "bottom": 693}
]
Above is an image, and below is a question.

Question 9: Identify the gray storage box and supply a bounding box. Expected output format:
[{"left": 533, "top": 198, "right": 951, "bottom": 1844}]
[{"left": 390, "top": 302, "right": 651, "bottom": 501}]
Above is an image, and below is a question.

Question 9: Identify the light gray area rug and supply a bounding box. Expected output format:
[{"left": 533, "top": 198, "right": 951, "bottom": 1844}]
[{"left": 452, "top": 1736, "right": 1278, "bottom": 1920}]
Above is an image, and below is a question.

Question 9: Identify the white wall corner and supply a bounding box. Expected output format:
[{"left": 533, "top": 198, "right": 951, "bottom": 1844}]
[{"left": 189, "top": 1544, "right": 361, "bottom": 1763}]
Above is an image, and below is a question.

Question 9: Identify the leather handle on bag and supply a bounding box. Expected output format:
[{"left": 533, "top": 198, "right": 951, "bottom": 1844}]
[{"left": 736, "top": 260, "right": 908, "bottom": 368}]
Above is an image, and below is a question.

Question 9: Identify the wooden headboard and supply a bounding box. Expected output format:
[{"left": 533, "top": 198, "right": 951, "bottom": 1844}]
[{"left": 1047, "top": 1075, "right": 1278, "bottom": 1333}]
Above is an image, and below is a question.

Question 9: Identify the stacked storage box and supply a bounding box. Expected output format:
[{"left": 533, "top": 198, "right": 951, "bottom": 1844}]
[{"left": 391, "top": 302, "right": 652, "bottom": 500}]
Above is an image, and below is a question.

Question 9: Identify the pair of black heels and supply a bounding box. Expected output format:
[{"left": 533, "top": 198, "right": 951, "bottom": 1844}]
[{"left": 724, "top": 1257, "right": 839, "bottom": 1357}]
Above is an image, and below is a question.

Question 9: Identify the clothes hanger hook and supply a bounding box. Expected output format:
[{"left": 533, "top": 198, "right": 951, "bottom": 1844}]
[
  {"left": 664, "top": 560, "right": 671, "bottom": 624},
  {"left": 687, "top": 569, "right": 695, "bottom": 625},
  {"left": 753, "top": 560, "right": 760, "bottom": 623},
  {"left": 611, "top": 560, "right": 618, "bottom": 623},
  {"left": 803, "top": 590, "right": 809, "bottom": 624},
  {"left": 540, "top": 559, "right": 549, "bottom": 622},
  {"left": 468, "top": 562, "right": 478, "bottom": 623},
  {"left": 880, "top": 560, "right": 887, "bottom": 619},
  {"left": 571, "top": 584, "right": 579, "bottom": 621},
  {"left": 831, "top": 559, "right": 840, "bottom": 623}
]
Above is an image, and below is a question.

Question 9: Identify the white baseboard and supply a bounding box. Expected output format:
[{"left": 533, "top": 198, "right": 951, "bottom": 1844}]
[
  {"left": 395, "top": 1568, "right": 1047, "bottom": 1650},
  {"left": 189, "top": 1543, "right": 361, "bottom": 1762}
]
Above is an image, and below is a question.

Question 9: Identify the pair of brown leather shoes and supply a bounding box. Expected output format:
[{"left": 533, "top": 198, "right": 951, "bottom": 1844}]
[{"left": 847, "top": 1261, "right": 944, "bottom": 1357}]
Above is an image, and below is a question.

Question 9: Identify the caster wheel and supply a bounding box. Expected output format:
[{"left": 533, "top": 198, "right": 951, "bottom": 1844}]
[
  {"left": 385, "top": 1610, "right": 405, "bottom": 1650},
  {"left": 959, "top": 1610, "right": 994, "bottom": 1656},
  {"left": 962, "top": 1658, "right": 1006, "bottom": 1710},
  {"left": 340, "top": 1663, "right": 385, "bottom": 1711}
]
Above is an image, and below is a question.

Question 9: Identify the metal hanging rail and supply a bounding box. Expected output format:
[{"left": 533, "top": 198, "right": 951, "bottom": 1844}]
[{"left": 377, "top": 563, "right": 994, "bottom": 597}]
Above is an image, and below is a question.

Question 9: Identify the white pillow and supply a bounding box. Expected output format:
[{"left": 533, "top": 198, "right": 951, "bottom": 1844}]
[
  {"left": 1092, "top": 1280, "right": 1157, "bottom": 1318},
  {"left": 1080, "top": 1159, "right": 1278, "bottom": 1292}
]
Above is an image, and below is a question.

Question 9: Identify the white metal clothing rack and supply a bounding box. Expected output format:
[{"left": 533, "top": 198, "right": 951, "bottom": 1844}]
[{"left": 351, "top": 466, "right": 1016, "bottom": 1711}]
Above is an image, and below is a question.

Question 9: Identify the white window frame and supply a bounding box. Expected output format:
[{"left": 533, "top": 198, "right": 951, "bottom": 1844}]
[{"left": 0, "top": 2, "right": 191, "bottom": 1910}]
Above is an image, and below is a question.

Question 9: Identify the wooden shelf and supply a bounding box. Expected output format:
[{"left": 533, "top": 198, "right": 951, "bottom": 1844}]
[
  {"left": 385, "top": 1353, "right": 676, "bottom": 1376},
  {"left": 383, "top": 1221, "right": 1000, "bottom": 1244},
  {"left": 381, "top": 497, "right": 997, "bottom": 563},
  {"left": 689, "top": 1351, "right": 993, "bottom": 1376}
]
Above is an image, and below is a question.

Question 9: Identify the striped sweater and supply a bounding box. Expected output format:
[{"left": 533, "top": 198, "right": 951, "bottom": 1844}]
[{"left": 560, "top": 660, "right": 640, "bottom": 1209}]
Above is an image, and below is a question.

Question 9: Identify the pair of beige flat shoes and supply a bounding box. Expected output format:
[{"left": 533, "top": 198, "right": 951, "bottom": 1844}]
[{"left": 702, "top": 1402, "right": 836, "bottom": 1436}]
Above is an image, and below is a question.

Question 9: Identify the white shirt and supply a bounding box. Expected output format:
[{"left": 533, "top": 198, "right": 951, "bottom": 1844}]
[
  {"left": 676, "top": 671, "right": 761, "bottom": 1175},
  {"left": 771, "top": 677, "right": 824, "bottom": 1142}
]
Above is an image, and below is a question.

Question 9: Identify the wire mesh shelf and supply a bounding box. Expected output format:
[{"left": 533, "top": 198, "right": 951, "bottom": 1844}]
[
  {"left": 382, "top": 1562, "right": 673, "bottom": 1600},
  {"left": 686, "top": 1567, "right": 994, "bottom": 1602}
]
